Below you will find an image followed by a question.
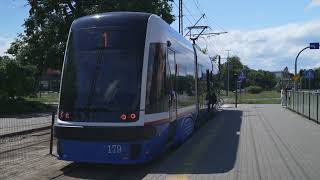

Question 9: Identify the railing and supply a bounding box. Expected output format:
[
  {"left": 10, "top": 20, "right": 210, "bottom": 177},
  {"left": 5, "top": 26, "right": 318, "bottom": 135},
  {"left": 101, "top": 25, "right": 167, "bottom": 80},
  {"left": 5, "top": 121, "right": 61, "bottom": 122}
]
[
  {"left": 0, "top": 112, "right": 57, "bottom": 173},
  {"left": 287, "top": 90, "right": 320, "bottom": 124}
]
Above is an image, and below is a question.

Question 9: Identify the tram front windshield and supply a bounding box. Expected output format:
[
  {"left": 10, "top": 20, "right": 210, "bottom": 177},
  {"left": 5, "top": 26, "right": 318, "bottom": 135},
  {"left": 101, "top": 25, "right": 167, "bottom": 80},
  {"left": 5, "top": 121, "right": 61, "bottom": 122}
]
[{"left": 59, "top": 27, "right": 144, "bottom": 122}]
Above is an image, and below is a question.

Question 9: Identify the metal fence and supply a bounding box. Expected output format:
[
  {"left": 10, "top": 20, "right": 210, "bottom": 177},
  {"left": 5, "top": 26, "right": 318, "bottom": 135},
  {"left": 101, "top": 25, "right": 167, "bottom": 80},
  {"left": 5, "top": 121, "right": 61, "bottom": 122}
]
[
  {"left": 287, "top": 90, "right": 320, "bottom": 124},
  {"left": 0, "top": 112, "right": 57, "bottom": 178}
]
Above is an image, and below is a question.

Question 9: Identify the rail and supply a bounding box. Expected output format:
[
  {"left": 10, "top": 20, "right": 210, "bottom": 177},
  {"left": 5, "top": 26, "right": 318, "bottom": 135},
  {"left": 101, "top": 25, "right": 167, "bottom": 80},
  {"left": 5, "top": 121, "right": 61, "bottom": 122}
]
[
  {"left": 287, "top": 90, "right": 320, "bottom": 124},
  {"left": 0, "top": 112, "right": 56, "bottom": 169}
]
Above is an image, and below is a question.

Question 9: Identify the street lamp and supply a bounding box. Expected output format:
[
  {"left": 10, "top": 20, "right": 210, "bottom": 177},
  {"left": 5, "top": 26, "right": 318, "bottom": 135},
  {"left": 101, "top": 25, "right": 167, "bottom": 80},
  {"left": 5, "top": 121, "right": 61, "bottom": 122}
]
[{"left": 294, "top": 42, "right": 320, "bottom": 90}]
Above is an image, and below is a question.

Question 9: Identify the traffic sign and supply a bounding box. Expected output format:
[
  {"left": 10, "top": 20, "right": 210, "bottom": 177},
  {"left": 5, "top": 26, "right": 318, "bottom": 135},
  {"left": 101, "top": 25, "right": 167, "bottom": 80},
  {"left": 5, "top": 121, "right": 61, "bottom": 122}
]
[
  {"left": 310, "top": 42, "right": 320, "bottom": 49},
  {"left": 304, "top": 69, "right": 315, "bottom": 79},
  {"left": 238, "top": 72, "right": 246, "bottom": 82},
  {"left": 292, "top": 75, "right": 300, "bottom": 81}
]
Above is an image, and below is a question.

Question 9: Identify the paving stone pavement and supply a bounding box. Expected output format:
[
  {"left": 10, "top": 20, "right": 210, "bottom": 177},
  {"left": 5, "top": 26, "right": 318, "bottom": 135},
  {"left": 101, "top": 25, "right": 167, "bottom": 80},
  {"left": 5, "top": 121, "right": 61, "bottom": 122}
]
[
  {"left": 0, "top": 113, "right": 52, "bottom": 136},
  {"left": 8, "top": 104, "right": 320, "bottom": 180}
]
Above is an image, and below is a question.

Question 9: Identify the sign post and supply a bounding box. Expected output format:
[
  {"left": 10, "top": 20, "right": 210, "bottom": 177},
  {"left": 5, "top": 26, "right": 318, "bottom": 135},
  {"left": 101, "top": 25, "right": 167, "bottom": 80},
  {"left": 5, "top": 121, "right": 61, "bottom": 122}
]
[{"left": 235, "top": 72, "right": 246, "bottom": 107}]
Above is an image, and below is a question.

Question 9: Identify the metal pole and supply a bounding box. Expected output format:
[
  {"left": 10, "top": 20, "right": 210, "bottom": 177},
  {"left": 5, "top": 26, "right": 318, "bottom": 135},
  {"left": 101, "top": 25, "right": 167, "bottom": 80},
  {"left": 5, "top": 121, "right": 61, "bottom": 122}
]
[
  {"left": 181, "top": 0, "right": 183, "bottom": 35},
  {"left": 294, "top": 46, "right": 310, "bottom": 90},
  {"left": 50, "top": 112, "right": 55, "bottom": 155},
  {"left": 180, "top": 0, "right": 184, "bottom": 35},
  {"left": 235, "top": 81, "right": 238, "bottom": 108},
  {"left": 178, "top": 0, "right": 181, "bottom": 34},
  {"left": 309, "top": 92, "right": 311, "bottom": 120},
  {"left": 227, "top": 62, "right": 229, "bottom": 96},
  {"left": 218, "top": 55, "right": 221, "bottom": 83},
  {"left": 178, "top": 0, "right": 183, "bottom": 35},
  {"left": 293, "top": 91, "right": 295, "bottom": 110},
  {"left": 317, "top": 94, "right": 319, "bottom": 124},
  {"left": 298, "top": 91, "right": 300, "bottom": 113},
  {"left": 302, "top": 91, "right": 304, "bottom": 114},
  {"left": 226, "top": 50, "right": 230, "bottom": 96}
]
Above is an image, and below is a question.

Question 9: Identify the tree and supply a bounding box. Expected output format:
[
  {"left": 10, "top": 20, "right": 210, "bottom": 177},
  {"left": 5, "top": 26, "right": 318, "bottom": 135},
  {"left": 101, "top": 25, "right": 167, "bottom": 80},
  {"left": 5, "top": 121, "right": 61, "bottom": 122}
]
[
  {"left": 0, "top": 57, "right": 37, "bottom": 99},
  {"left": 220, "top": 56, "right": 243, "bottom": 90},
  {"left": 220, "top": 56, "right": 277, "bottom": 91},
  {"left": 7, "top": 0, "right": 175, "bottom": 74},
  {"left": 245, "top": 70, "right": 277, "bottom": 90},
  {"left": 314, "top": 67, "right": 320, "bottom": 89}
]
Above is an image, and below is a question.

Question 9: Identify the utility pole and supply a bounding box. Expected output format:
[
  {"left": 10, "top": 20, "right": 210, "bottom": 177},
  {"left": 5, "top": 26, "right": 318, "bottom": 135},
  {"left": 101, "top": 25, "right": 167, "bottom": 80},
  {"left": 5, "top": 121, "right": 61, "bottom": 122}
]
[
  {"left": 226, "top": 49, "right": 230, "bottom": 96},
  {"left": 178, "top": 0, "right": 183, "bottom": 35}
]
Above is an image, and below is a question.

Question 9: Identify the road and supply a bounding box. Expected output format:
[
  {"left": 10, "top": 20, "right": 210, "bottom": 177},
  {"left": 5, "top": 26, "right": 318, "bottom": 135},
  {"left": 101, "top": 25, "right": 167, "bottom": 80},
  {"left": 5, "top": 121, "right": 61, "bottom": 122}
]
[{"left": 4, "top": 104, "right": 320, "bottom": 180}]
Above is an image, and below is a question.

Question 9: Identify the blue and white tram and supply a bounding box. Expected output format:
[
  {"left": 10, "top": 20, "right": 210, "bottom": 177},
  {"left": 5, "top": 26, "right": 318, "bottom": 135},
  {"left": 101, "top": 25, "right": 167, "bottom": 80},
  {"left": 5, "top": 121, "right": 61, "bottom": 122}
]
[{"left": 54, "top": 12, "right": 219, "bottom": 164}]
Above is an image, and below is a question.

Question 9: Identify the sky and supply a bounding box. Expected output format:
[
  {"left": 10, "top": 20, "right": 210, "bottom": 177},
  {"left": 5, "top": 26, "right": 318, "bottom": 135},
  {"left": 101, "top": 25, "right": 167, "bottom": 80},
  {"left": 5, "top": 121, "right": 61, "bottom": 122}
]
[{"left": 1, "top": 0, "right": 320, "bottom": 72}]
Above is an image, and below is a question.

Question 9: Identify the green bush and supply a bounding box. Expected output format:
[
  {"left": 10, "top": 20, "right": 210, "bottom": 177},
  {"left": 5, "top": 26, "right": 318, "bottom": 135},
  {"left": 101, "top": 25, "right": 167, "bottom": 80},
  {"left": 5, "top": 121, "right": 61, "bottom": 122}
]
[
  {"left": 0, "top": 59, "right": 37, "bottom": 98},
  {"left": 245, "top": 85, "right": 263, "bottom": 94},
  {"left": 0, "top": 97, "right": 49, "bottom": 115}
]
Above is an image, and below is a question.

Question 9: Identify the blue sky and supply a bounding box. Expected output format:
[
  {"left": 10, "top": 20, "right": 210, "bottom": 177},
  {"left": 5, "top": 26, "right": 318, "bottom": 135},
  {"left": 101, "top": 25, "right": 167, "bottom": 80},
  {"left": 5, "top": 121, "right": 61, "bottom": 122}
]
[
  {"left": 1, "top": 0, "right": 320, "bottom": 72},
  {"left": 171, "top": 0, "right": 320, "bottom": 31}
]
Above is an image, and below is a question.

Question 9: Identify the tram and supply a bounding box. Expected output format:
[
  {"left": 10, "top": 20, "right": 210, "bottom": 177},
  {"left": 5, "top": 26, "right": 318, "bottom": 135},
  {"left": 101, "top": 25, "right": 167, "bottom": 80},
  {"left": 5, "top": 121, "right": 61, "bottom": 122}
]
[{"left": 54, "top": 12, "right": 219, "bottom": 164}]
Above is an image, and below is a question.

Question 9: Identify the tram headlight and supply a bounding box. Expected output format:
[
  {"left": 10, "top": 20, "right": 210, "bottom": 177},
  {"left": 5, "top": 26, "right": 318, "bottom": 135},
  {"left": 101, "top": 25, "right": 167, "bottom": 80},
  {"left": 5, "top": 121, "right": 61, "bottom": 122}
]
[
  {"left": 59, "top": 111, "right": 64, "bottom": 119},
  {"left": 59, "top": 111, "right": 72, "bottom": 121},
  {"left": 120, "top": 113, "right": 137, "bottom": 121},
  {"left": 120, "top": 114, "right": 127, "bottom": 121},
  {"left": 129, "top": 113, "right": 137, "bottom": 120}
]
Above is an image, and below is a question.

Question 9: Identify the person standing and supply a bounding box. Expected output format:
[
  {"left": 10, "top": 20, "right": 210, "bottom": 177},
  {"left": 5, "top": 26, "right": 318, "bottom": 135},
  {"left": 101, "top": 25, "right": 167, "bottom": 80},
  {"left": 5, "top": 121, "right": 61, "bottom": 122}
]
[{"left": 281, "top": 88, "right": 286, "bottom": 106}]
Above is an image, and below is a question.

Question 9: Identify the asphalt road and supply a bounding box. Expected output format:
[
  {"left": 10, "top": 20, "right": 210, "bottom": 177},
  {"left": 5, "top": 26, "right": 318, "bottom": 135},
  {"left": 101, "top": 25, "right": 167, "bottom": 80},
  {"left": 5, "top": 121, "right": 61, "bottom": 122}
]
[{"left": 4, "top": 104, "right": 320, "bottom": 180}]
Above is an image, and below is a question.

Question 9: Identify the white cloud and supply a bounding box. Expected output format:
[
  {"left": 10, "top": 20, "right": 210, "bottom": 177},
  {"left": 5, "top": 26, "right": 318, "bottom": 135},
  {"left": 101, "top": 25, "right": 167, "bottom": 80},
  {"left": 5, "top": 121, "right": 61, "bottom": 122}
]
[
  {"left": 0, "top": 37, "right": 13, "bottom": 56},
  {"left": 307, "top": 0, "right": 320, "bottom": 9},
  {"left": 197, "top": 19, "right": 320, "bottom": 72}
]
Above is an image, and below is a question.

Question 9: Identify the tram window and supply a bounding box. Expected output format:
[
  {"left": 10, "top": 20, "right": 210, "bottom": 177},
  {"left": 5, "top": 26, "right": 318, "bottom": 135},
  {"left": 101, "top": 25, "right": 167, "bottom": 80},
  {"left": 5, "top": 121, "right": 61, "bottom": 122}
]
[
  {"left": 198, "top": 64, "right": 208, "bottom": 108},
  {"left": 176, "top": 64, "right": 195, "bottom": 107},
  {"left": 145, "top": 43, "right": 168, "bottom": 114},
  {"left": 175, "top": 51, "right": 196, "bottom": 108}
]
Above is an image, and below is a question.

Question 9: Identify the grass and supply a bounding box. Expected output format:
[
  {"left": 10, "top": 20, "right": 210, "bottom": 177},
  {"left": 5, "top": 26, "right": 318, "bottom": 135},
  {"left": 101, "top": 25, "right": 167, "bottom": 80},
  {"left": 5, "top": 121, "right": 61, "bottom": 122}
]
[
  {"left": 222, "top": 91, "right": 281, "bottom": 104},
  {"left": 0, "top": 92, "right": 59, "bottom": 115},
  {"left": 0, "top": 98, "right": 50, "bottom": 115},
  {"left": 25, "top": 92, "right": 59, "bottom": 104}
]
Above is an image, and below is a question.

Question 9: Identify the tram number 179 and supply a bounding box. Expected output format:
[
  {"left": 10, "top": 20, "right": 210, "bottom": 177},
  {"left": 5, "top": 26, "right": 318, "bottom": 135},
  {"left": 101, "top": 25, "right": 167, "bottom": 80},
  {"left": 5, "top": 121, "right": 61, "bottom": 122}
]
[{"left": 107, "top": 145, "right": 122, "bottom": 154}]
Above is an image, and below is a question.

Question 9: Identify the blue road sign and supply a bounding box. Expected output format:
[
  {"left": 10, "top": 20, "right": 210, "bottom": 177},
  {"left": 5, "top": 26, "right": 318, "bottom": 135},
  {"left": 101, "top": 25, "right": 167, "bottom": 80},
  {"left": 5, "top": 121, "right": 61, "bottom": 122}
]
[
  {"left": 304, "top": 69, "right": 315, "bottom": 79},
  {"left": 238, "top": 72, "right": 246, "bottom": 82},
  {"left": 310, "top": 42, "right": 320, "bottom": 49}
]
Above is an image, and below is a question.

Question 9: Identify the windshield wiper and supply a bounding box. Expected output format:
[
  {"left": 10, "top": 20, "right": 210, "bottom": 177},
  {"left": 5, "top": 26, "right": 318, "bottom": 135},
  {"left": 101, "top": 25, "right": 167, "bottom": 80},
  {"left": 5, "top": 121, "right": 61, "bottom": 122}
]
[{"left": 85, "top": 50, "right": 104, "bottom": 117}]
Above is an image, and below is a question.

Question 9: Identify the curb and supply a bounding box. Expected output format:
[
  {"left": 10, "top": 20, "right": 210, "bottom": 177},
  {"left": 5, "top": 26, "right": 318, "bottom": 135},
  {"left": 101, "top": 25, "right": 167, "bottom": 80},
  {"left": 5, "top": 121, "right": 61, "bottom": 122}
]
[{"left": 0, "top": 126, "right": 51, "bottom": 139}]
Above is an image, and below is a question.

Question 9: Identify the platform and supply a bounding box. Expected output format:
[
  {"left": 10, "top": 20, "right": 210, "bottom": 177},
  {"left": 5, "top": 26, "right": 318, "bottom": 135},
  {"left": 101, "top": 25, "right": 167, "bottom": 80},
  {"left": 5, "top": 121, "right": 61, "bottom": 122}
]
[{"left": 7, "top": 104, "right": 320, "bottom": 180}]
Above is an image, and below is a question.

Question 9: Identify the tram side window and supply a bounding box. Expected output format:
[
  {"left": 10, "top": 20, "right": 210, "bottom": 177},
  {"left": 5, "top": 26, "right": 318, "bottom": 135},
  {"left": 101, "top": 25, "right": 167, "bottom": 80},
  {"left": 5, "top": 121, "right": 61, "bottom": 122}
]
[
  {"left": 145, "top": 43, "right": 168, "bottom": 114},
  {"left": 176, "top": 64, "right": 196, "bottom": 108},
  {"left": 198, "top": 64, "right": 208, "bottom": 109}
]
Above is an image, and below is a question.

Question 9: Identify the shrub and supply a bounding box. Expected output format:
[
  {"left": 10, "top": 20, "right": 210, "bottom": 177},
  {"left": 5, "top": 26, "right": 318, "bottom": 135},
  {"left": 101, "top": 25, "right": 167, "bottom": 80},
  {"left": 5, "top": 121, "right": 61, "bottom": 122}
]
[
  {"left": 245, "top": 85, "right": 263, "bottom": 94},
  {"left": 0, "top": 60, "right": 37, "bottom": 99},
  {"left": 0, "top": 98, "right": 49, "bottom": 115}
]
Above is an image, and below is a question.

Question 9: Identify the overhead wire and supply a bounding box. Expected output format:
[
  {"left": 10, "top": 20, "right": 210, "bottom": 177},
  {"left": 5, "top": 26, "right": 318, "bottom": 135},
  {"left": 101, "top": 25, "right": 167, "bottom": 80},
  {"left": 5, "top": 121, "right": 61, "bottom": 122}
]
[
  {"left": 190, "top": 0, "right": 227, "bottom": 32},
  {"left": 188, "top": 0, "right": 227, "bottom": 55},
  {"left": 173, "top": 0, "right": 225, "bottom": 56}
]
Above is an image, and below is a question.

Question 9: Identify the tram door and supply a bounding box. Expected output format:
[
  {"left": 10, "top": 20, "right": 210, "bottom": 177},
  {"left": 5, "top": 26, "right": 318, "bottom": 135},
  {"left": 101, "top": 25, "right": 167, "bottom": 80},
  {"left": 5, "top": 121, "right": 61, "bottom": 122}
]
[{"left": 167, "top": 49, "right": 177, "bottom": 123}]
